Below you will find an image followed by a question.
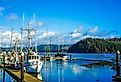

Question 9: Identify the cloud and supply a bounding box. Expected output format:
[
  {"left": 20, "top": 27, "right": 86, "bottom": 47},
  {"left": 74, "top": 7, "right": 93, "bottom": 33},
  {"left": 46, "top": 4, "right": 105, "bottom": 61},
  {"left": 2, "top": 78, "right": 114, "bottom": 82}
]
[
  {"left": 74, "top": 26, "right": 83, "bottom": 33},
  {"left": 0, "top": 30, "right": 21, "bottom": 47},
  {"left": 38, "top": 31, "right": 55, "bottom": 39},
  {"left": 0, "top": 6, "right": 5, "bottom": 16},
  {"left": 89, "top": 26, "right": 98, "bottom": 33},
  {"left": 37, "top": 22, "right": 43, "bottom": 26},
  {"left": 0, "top": 25, "right": 120, "bottom": 46},
  {"left": 29, "top": 20, "right": 43, "bottom": 27},
  {"left": 63, "top": 26, "right": 120, "bottom": 44},
  {"left": 69, "top": 26, "right": 84, "bottom": 38},
  {"left": 71, "top": 33, "right": 80, "bottom": 38},
  {"left": 82, "top": 26, "right": 120, "bottom": 39},
  {"left": 7, "top": 13, "right": 19, "bottom": 20}
]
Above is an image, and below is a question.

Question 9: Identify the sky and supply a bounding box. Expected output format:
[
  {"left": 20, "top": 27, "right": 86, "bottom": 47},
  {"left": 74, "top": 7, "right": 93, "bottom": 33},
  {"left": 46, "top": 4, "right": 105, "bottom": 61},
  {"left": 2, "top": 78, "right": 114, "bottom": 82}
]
[{"left": 0, "top": 0, "right": 121, "bottom": 46}]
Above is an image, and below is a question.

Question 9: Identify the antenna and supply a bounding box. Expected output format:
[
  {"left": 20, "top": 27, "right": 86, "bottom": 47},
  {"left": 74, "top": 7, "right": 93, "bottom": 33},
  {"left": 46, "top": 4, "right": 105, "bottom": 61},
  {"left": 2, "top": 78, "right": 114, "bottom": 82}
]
[{"left": 22, "top": 13, "right": 24, "bottom": 27}]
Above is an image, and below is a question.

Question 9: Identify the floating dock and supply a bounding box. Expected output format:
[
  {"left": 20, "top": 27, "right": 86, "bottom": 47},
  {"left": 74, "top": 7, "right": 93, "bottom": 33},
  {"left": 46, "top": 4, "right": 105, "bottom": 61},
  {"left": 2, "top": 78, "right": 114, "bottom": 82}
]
[{"left": 0, "top": 65, "right": 42, "bottom": 82}]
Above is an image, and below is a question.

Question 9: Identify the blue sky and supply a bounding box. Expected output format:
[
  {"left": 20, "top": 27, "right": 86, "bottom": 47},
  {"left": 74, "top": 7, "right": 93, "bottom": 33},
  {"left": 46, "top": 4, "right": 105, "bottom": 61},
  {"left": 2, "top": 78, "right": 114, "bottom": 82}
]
[{"left": 0, "top": 0, "right": 121, "bottom": 34}]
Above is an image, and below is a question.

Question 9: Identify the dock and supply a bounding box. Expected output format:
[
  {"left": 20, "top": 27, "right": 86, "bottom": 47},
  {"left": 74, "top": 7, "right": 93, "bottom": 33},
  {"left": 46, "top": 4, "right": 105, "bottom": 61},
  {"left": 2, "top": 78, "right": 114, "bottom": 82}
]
[{"left": 0, "top": 65, "right": 42, "bottom": 82}]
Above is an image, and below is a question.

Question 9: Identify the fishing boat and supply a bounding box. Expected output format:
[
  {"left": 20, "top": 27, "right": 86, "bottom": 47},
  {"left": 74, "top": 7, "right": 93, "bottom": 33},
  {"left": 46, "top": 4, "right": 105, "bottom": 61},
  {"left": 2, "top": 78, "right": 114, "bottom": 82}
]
[
  {"left": 55, "top": 35, "right": 68, "bottom": 61},
  {"left": 24, "top": 51, "right": 43, "bottom": 73},
  {"left": 55, "top": 52, "right": 68, "bottom": 61},
  {"left": 44, "top": 30, "right": 55, "bottom": 61},
  {"left": 19, "top": 20, "right": 43, "bottom": 73}
]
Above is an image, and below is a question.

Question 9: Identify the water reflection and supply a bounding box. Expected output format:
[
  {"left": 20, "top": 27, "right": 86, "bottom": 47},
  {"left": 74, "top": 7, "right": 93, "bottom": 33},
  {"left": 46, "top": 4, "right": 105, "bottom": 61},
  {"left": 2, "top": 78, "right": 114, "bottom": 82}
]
[
  {"left": 0, "top": 69, "right": 16, "bottom": 82},
  {"left": 41, "top": 59, "right": 115, "bottom": 82},
  {"left": 3, "top": 69, "right": 5, "bottom": 82}
]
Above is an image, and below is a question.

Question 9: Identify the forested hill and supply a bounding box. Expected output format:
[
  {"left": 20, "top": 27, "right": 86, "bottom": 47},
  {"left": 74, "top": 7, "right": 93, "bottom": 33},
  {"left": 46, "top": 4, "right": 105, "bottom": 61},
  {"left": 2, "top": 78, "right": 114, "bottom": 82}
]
[{"left": 67, "top": 38, "right": 121, "bottom": 53}]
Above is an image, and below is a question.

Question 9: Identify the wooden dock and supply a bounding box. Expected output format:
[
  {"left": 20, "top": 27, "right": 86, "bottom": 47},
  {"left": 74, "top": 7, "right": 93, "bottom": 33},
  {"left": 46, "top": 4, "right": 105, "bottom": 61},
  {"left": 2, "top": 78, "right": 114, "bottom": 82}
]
[{"left": 0, "top": 65, "right": 42, "bottom": 82}]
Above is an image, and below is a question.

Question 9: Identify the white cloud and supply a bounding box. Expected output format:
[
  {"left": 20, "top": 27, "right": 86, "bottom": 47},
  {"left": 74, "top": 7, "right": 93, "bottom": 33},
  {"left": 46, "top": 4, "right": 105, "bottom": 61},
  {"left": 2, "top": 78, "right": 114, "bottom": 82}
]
[
  {"left": 71, "top": 33, "right": 80, "bottom": 38},
  {"left": 38, "top": 31, "right": 55, "bottom": 39},
  {"left": 74, "top": 26, "right": 83, "bottom": 33},
  {"left": 7, "top": 13, "right": 19, "bottom": 20},
  {"left": 0, "top": 6, "right": 5, "bottom": 16},
  {"left": 37, "top": 21, "right": 43, "bottom": 26},
  {"left": 29, "top": 20, "right": 43, "bottom": 27},
  {"left": 89, "top": 26, "right": 98, "bottom": 33},
  {"left": 0, "top": 30, "right": 21, "bottom": 47},
  {"left": 69, "top": 26, "right": 84, "bottom": 38},
  {"left": 0, "top": 25, "right": 119, "bottom": 46}
]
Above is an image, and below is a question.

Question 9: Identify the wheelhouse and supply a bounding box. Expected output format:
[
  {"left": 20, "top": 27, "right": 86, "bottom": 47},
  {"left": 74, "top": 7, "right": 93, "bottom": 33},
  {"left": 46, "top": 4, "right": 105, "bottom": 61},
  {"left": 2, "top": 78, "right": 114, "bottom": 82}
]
[{"left": 28, "top": 55, "right": 40, "bottom": 60}]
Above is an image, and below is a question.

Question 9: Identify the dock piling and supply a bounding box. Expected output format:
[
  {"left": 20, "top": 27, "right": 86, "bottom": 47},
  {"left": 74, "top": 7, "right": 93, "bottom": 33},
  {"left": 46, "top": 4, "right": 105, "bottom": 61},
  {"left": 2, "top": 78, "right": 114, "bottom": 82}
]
[
  {"left": 116, "top": 50, "right": 120, "bottom": 76},
  {"left": 44, "top": 54, "right": 46, "bottom": 63},
  {"left": 20, "top": 52, "right": 24, "bottom": 82},
  {"left": 3, "top": 51, "right": 6, "bottom": 82},
  {"left": 112, "top": 50, "right": 121, "bottom": 81},
  {"left": 70, "top": 53, "right": 72, "bottom": 61},
  {"left": 3, "top": 51, "right": 5, "bottom": 71}
]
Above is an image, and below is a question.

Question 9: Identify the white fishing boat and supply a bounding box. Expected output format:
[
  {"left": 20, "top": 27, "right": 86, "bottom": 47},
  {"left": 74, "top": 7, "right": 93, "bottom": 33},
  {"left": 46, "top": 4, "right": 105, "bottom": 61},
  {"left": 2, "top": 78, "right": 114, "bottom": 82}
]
[
  {"left": 24, "top": 52, "right": 43, "bottom": 73},
  {"left": 19, "top": 17, "right": 43, "bottom": 73}
]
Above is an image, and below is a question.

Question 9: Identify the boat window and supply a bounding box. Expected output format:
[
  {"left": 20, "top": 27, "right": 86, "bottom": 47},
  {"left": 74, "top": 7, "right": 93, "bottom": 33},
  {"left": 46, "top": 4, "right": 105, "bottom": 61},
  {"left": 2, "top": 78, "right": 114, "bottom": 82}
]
[
  {"left": 29, "top": 56, "right": 31, "bottom": 59},
  {"left": 32, "top": 56, "right": 35, "bottom": 59},
  {"left": 37, "top": 56, "right": 39, "bottom": 59},
  {"left": 35, "top": 56, "right": 36, "bottom": 59},
  {"left": 24, "top": 56, "right": 25, "bottom": 60}
]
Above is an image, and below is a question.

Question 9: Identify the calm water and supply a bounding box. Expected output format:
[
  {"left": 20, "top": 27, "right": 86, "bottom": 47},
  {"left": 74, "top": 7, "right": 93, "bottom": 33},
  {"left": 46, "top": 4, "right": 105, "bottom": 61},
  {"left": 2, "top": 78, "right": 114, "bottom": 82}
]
[
  {"left": 0, "top": 69, "right": 16, "bottom": 82},
  {"left": 40, "top": 53, "right": 116, "bottom": 82},
  {"left": 39, "top": 53, "right": 114, "bottom": 60}
]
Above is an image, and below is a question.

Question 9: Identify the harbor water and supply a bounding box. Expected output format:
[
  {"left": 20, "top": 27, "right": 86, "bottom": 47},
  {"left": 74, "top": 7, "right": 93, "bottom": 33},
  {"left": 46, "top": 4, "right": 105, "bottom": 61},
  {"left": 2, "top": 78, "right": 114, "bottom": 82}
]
[
  {"left": 0, "top": 69, "right": 16, "bottom": 82},
  {"left": 40, "top": 53, "right": 116, "bottom": 82}
]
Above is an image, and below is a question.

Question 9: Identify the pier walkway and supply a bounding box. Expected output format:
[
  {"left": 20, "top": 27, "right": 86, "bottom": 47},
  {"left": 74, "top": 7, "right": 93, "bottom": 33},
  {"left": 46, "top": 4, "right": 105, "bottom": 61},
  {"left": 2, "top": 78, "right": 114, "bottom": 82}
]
[{"left": 0, "top": 65, "right": 42, "bottom": 82}]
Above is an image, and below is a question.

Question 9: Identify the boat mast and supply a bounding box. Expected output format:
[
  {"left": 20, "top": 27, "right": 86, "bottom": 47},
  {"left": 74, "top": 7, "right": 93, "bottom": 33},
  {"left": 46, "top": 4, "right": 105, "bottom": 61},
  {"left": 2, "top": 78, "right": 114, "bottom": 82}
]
[
  {"left": 0, "top": 29, "right": 2, "bottom": 52},
  {"left": 25, "top": 22, "right": 33, "bottom": 62},
  {"left": 35, "top": 30, "right": 37, "bottom": 53},
  {"left": 28, "top": 22, "right": 32, "bottom": 54},
  {"left": 20, "top": 13, "right": 24, "bottom": 52},
  {"left": 34, "top": 13, "right": 37, "bottom": 53},
  {"left": 58, "top": 34, "right": 60, "bottom": 53},
  {"left": 21, "top": 28, "right": 23, "bottom": 52},
  {"left": 10, "top": 28, "right": 13, "bottom": 52},
  {"left": 15, "top": 36, "right": 18, "bottom": 52},
  {"left": 61, "top": 38, "right": 64, "bottom": 53},
  {"left": 49, "top": 37, "right": 51, "bottom": 55},
  {"left": 44, "top": 29, "right": 48, "bottom": 57},
  {"left": 46, "top": 29, "right": 49, "bottom": 55}
]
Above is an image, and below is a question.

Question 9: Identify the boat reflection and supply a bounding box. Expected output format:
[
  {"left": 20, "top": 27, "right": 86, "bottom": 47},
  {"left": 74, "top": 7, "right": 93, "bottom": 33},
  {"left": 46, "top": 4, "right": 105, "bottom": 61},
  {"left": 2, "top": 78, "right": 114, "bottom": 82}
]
[{"left": 41, "top": 60, "right": 115, "bottom": 82}]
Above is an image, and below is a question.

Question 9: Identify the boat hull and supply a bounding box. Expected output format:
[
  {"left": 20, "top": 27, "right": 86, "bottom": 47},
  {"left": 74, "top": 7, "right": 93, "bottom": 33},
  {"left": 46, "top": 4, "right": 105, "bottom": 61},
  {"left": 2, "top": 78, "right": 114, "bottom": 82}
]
[{"left": 25, "top": 62, "right": 43, "bottom": 73}]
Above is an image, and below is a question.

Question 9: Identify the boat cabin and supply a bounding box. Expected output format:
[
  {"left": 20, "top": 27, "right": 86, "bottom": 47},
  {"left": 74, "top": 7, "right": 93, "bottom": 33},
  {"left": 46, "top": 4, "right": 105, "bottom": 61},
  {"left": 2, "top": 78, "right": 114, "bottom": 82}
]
[{"left": 28, "top": 55, "right": 40, "bottom": 60}]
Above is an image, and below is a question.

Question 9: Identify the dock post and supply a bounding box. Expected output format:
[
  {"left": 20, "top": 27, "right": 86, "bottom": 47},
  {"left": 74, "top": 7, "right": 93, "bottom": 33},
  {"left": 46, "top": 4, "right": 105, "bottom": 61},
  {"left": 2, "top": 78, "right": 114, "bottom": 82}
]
[
  {"left": 3, "top": 51, "right": 6, "bottom": 82},
  {"left": 70, "top": 53, "right": 72, "bottom": 61},
  {"left": 3, "top": 51, "right": 5, "bottom": 71},
  {"left": 116, "top": 50, "right": 120, "bottom": 76},
  {"left": 20, "top": 52, "right": 24, "bottom": 82},
  {"left": 44, "top": 54, "right": 46, "bottom": 63}
]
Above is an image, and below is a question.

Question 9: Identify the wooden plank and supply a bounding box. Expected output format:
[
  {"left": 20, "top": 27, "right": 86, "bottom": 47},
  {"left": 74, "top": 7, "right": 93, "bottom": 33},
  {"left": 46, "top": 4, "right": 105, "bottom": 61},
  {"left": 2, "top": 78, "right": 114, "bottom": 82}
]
[
  {"left": 6, "top": 69, "right": 42, "bottom": 82},
  {"left": 0, "top": 65, "right": 42, "bottom": 82}
]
